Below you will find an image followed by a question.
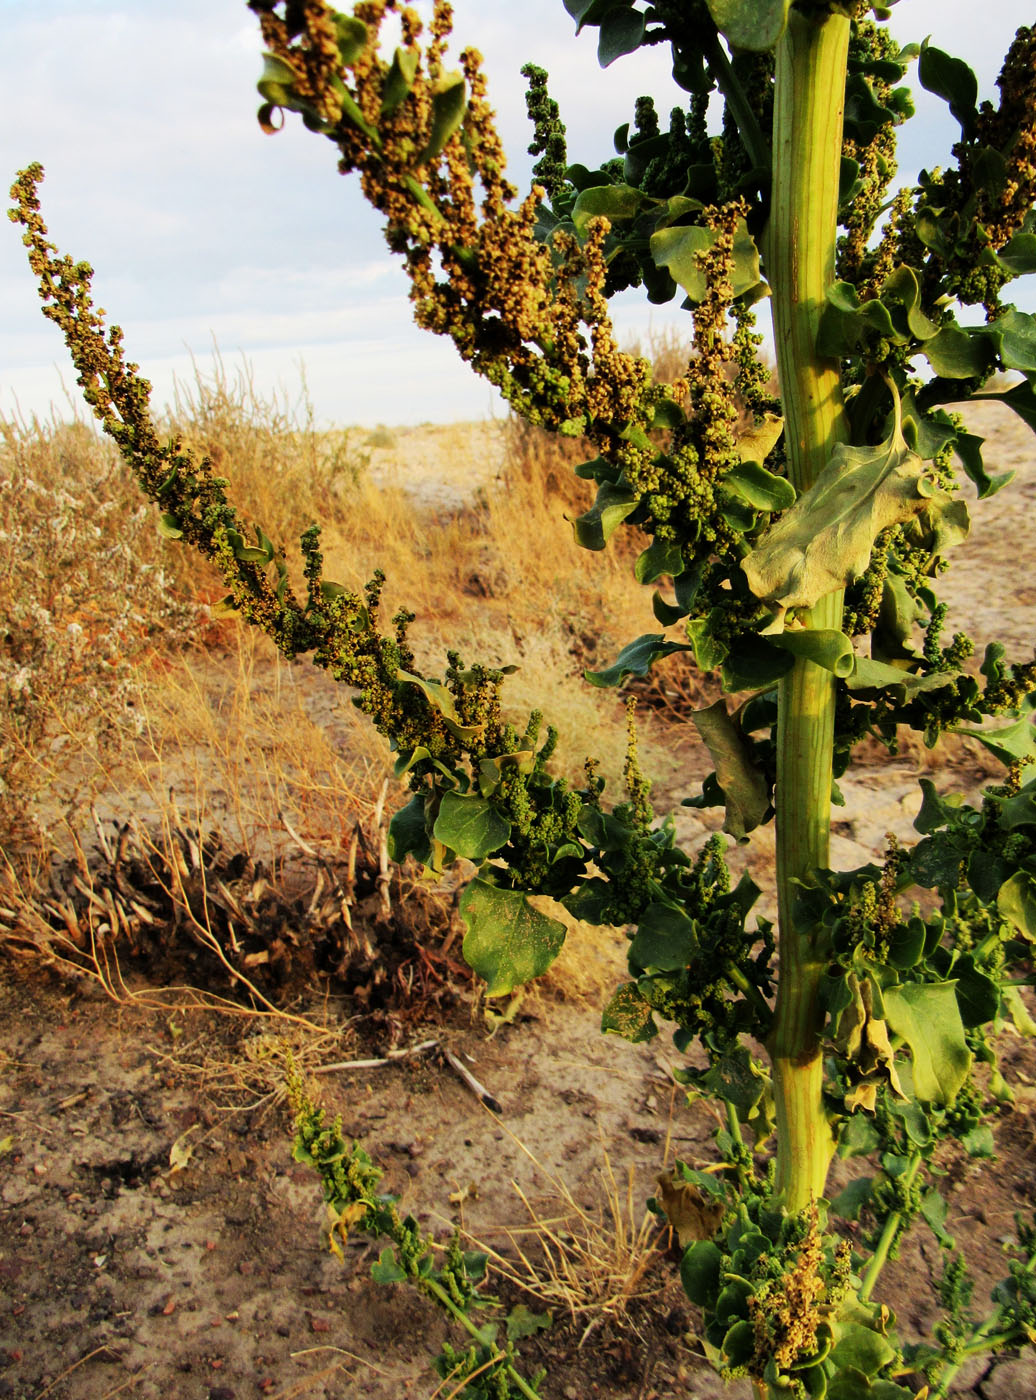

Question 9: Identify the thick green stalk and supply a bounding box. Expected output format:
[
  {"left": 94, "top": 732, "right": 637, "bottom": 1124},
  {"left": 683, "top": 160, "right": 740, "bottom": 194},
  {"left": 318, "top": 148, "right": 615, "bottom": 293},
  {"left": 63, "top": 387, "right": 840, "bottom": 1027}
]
[{"left": 764, "top": 7, "right": 851, "bottom": 1212}]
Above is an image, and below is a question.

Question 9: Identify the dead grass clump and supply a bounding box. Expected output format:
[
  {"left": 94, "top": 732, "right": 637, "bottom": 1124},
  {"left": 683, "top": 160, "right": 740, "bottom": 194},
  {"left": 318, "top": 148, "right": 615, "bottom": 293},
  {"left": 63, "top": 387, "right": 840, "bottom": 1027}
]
[
  {"left": 0, "top": 791, "right": 467, "bottom": 1023},
  {"left": 476, "top": 1130, "right": 669, "bottom": 1345}
]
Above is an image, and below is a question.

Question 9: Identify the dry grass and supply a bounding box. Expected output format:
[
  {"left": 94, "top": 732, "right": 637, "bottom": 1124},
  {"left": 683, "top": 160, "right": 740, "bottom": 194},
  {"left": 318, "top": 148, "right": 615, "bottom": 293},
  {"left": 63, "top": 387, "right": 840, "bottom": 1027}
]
[
  {"left": 0, "top": 350, "right": 701, "bottom": 1008},
  {"left": 471, "top": 1122, "right": 672, "bottom": 1345}
]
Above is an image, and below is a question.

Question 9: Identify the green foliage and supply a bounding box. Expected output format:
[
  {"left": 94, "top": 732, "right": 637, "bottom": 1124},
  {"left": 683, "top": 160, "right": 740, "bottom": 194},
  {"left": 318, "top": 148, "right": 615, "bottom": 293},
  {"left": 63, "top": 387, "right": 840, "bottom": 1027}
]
[
  {"left": 286, "top": 1066, "right": 545, "bottom": 1399},
  {"left": 10, "top": 2, "right": 1036, "bottom": 1398}
]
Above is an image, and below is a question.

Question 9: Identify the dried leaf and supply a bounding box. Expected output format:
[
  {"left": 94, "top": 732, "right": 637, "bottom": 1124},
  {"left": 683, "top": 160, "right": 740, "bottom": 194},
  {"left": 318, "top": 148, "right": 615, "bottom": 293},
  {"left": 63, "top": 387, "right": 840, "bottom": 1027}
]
[{"left": 655, "top": 1170, "right": 725, "bottom": 1248}]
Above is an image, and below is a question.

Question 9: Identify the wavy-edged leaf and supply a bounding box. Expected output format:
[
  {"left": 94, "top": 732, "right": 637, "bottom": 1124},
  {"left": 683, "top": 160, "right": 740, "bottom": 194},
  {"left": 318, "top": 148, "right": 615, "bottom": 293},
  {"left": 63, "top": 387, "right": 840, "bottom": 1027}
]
[
  {"left": 847, "top": 657, "right": 955, "bottom": 695},
  {"left": 387, "top": 793, "right": 431, "bottom": 864},
  {"left": 571, "top": 182, "right": 643, "bottom": 233},
  {"left": 649, "top": 219, "right": 762, "bottom": 304},
  {"left": 918, "top": 41, "right": 979, "bottom": 138},
  {"left": 690, "top": 700, "right": 769, "bottom": 839},
  {"left": 953, "top": 430, "right": 1013, "bottom": 498},
  {"left": 396, "top": 669, "right": 483, "bottom": 742},
  {"left": 584, "top": 632, "right": 693, "bottom": 688},
  {"left": 923, "top": 324, "right": 991, "bottom": 379},
  {"left": 881, "top": 265, "right": 938, "bottom": 342},
  {"left": 381, "top": 46, "right": 419, "bottom": 115},
  {"left": 882, "top": 981, "right": 972, "bottom": 1104},
  {"left": 997, "top": 871, "right": 1036, "bottom": 942},
  {"left": 722, "top": 459, "right": 795, "bottom": 512},
  {"left": 421, "top": 72, "right": 466, "bottom": 163},
  {"left": 829, "top": 1322, "right": 897, "bottom": 1378},
  {"left": 569, "top": 480, "right": 638, "bottom": 550},
  {"left": 629, "top": 902, "right": 696, "bottom": 973},
  {"left": 257, "top": 52, "right": 299, "bottom": 105},
  {"left": 741, "top": 415, "right": 947, "bottom": 619},
  {"left": 634, "top": 537, "right": 684, "bottom": 584},
  {"left": 680, "top": 1240, "right": 723, "bottom": 1306},
  {"left": 955, "top": 698, "right": 1036, "bottom": 765},
  {"left": 432, "top": 791, "right": 511, "bottom": 861},
  {"left": 598, "top": 8, "right": 645, "bottom": 66},
  {"left": 459, "top": 880, "right": 566, "bottom": 995},
  {"left": 601, "top": 981, "right": 657, "bottom": 1042},
  {"left": 734, "top": 412, "right": 784, "bottom": 466},
  {"left": 769, "top": 627, "right": 855, "bottom": 677},
  {"left": 987, "top": 308, "right": 1036, "bottom": 373},
  {"left": 705, "top": 0, "right": 789, "bottom": 50},
  {"left": 334, "top": 14, "right": 369, "bottom": 65}
]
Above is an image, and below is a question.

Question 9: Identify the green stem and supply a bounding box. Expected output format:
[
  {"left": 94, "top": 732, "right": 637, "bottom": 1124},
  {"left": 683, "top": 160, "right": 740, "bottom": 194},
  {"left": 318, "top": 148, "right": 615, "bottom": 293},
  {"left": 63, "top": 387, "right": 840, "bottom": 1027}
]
[
  {"left": 858, "top": 1154, "right": 922, "bottom": 1303},
  {"left": 723, "top": 959, "right": 775, "bottom": 1029},
  {"left": 764, "top": 7, "right": 851, "bottom": 1213},
  {"left": 701, "top": 29, "right": 771, "bottom": 172},
  {"left": 423, "top": 1276, "right": 541, "bottom": 1400},
  {"left": 929, "top": 1250, "right": 1036, "bottom": 1398}
]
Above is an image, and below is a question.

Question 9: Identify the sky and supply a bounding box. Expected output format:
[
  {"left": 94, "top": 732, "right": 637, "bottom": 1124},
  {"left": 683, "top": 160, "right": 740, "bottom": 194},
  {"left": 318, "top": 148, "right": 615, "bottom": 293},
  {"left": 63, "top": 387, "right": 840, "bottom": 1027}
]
[{"left": 1, "top": 1, "right": 1033, "bottom": 429}]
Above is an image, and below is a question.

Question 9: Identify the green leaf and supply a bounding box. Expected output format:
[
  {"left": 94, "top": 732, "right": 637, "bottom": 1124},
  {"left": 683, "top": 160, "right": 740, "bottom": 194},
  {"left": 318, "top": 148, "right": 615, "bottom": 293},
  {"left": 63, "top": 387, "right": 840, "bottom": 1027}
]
[
  {"left": 396, "top": 669, "right": 483, "bottom": 743},
  {"left": 701, "top": 1046, "right": 773, "bottom": 1145},
  {"left": 680, "top": 1240, "right": 723, "bottom": 1306},
  {"left": 257, "top": 52, "right": 299, "bottom": 105},
  {"left": 571, "top": 183, "right": 643, "bottom": 234},
  {"left": 953, "top": 953, "right": 1001, "bottom": 1027},
  {"left": 629, "top": 903, "right": 697, "bottom": 973},
  {"left": 742, "top": 409, "right": 956, "bottom": 619},
  {"left": 506, "top": 1304, "right": 552, "bottom": 1341},
  {"left": 997, "top": 871, "right": 1036, "bottom": 942},
  {"left": 387, "top": 794, "right": 431, "bottom": 864},
  {"left": 602, "top": 981, "right": 658, "bottom": 1042},
  {"left": 956, "top": 700, "right": 1036, "bottom": 765},
  {"left": 477, "top": 749, "right": 534, "bottom": 798},
  {"left": 996, "top": 231, "right": 1036, "bottom": 275},
  {"left": 634, "top": 537, "right": 684, "bottom": 584},
  {"left": 687, "top": 614, "right": 729, "bottom": 673},
  {"left": 421, "top": 72, "right": 466, "bottom": 163},
  {"left": 953, "top": 430, "right": 1013, "bottom": 499},
  {"left": 913, "top": 777, "right": 964, "bottom": 834},
  {"left": 158, "top": 512, "right": 184, "bottom": 540},
  {"left": 882, "top": 981, "right": 972, "bottom": 1104},
  {"left": 381, "top": 47, "right": 419, "bottom": 115},
  {"left": 988, "top": 308, "right": 1036, "bottom": 373},
  {"left": 962, "top": 1123, "right": 995, "bottom": 1158},
  {"left": 918, "top": 42, "right": 979, "bottom": 137},
  {"left": 650, "top": 219, "right": 762, "bottom": 304},
  {"left": 830, "top": 1323, "right": 897, "bottom": 1378},
  {"left": 432, "top": 792, "right": 511, "bottom": 861},
  {"left": 705, "top": 0, "right": 789, "bottom": 50},
  {"left": 598, "top": 8, "right": 645, "bottom": 66},
  {"left": 584, "top": 632, "right": 693, "bottom": 688},
  {"left": 459, "top": 880, "right": 566, "bottom": 995},
  {"left": 371, "top": 1247, "right": 407, "bottom": 1284},
  {"left": 334, "top": 14, "right": 369, "bottom": 65},
  {"left": 719, "top": 635, "right": 793, "bottom": 691},
  {"left": 690, "top": 700, "right": 770, "bottom": 840},
  {"left": 570, "top": 480, "right": 639, "bottom": 550},
  {"left": 923, "top": 324, "right": 991, "bottom": 379},
  {"left": 881, "top": 265, "right": 938, "bottom": 342},
  {"left": 769, "top": 628, "right": 855, "bottom": 678},
  {"left": 830, "top": 1177, "right": 873, "bottom": 1220},
  {"left": 847, "top": 657, "right": 955, "bottom": 696},
  {"left": 722, "top": 459, "right": 795, "bottom": 512}
]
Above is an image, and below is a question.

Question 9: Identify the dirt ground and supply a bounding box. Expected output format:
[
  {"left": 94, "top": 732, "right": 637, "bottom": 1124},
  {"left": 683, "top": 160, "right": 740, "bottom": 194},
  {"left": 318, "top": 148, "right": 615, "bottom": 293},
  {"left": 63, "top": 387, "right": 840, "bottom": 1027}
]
[{"left": 3, "top": 403, "right": 1036, "bottom": 1400}]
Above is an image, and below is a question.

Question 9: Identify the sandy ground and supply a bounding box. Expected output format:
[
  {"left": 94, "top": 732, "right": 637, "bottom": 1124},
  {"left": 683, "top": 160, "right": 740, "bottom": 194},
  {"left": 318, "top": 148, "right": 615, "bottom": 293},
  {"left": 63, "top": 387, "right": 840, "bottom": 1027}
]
[{"left": 3, "top": 403, "right": 1036, "bottom": 1400}]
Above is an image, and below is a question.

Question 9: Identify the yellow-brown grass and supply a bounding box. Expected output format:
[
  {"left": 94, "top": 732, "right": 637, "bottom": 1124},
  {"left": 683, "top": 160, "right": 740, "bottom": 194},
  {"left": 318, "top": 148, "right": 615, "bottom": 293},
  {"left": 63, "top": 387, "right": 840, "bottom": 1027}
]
[{"left": 0, "top": 353, "right": 700, "bottom": 1003}]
